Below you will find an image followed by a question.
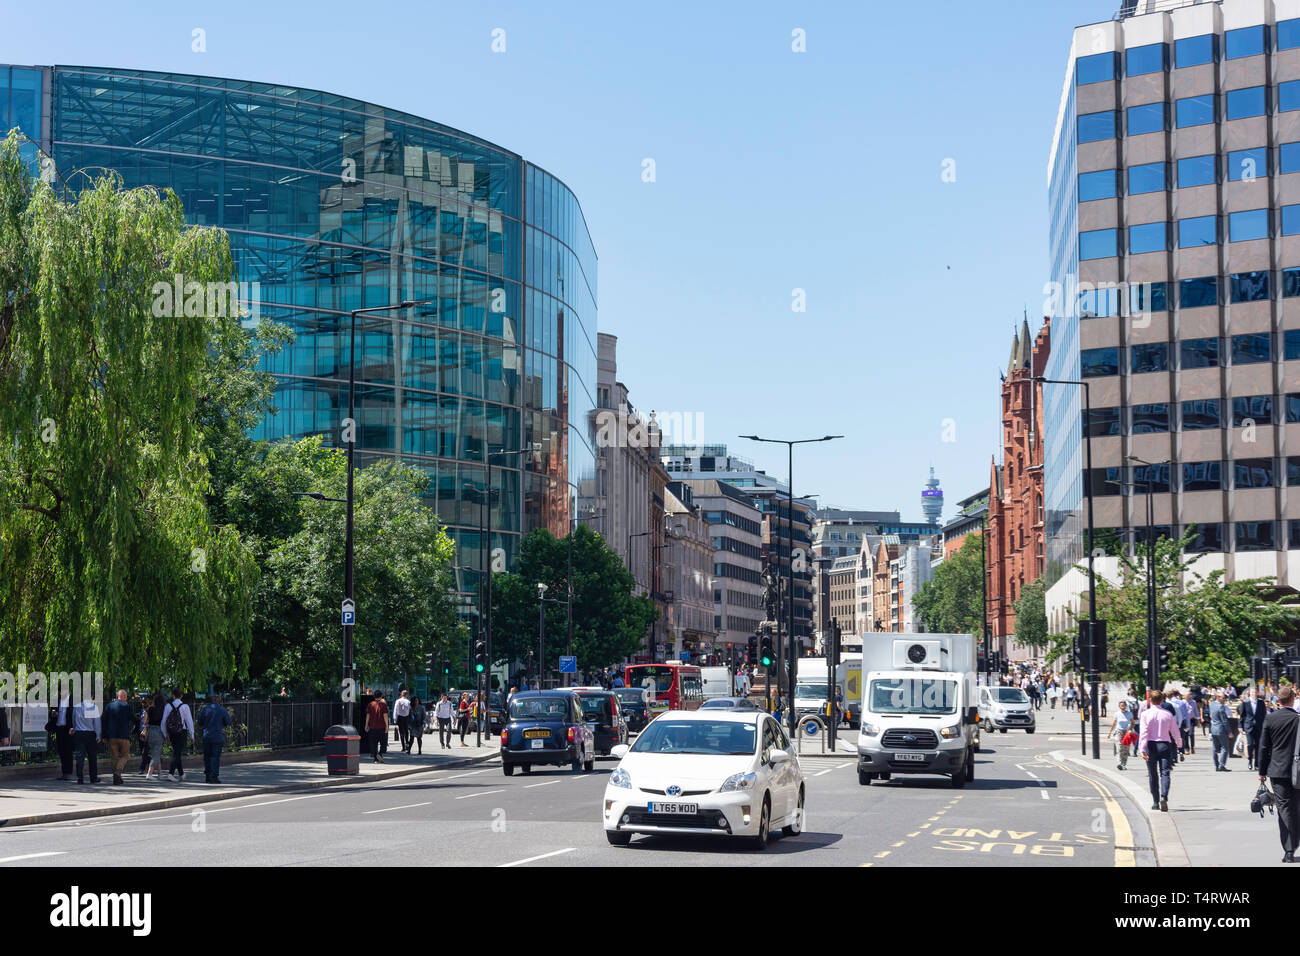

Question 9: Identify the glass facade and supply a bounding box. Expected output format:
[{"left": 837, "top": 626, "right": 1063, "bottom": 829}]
[{"left": 9, "top": 65, "right": 598, "bottom": 582}]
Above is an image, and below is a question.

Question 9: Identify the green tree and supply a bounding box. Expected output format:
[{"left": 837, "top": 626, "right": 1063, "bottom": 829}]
[
  {"left": 914, "top": 531, "right": 983, "bottom": 635},
  {"left": 1012, "top": 578, "right": 1049, "bottom": 649},
  {"left": 490, "top": 526, "right": 656, "bottom": 677},
  {"left": 0, "top": 132, "right": 258, "bottom": 690}
]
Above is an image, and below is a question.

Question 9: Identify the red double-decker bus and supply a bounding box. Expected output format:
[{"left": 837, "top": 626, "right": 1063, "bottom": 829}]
[{"left": 623, "top": 662, "right": 704, "bottom": 715}]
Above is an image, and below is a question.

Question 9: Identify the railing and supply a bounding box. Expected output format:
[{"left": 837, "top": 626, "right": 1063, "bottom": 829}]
[{"left": 794, "top": 714, "right": 827, "bottom": 754}]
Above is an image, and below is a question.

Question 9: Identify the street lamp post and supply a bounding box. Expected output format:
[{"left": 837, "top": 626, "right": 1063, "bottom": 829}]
[
  {"left": 1034, "top": 375, "right": 1101, "bottom": 759},
  {"left": 537, "top": 582, "right": 549, "bottom": 688},
  {"left": 484, "top": 445, "right": 534, "bottom": 699},
  {"left": 741, "top": 434, "right": 844, "bottom": 735}
]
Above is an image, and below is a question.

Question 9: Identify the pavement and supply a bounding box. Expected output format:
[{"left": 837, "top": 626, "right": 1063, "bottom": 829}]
[{"left": 0, "top": 728, "right": 501, "bottom": 829}]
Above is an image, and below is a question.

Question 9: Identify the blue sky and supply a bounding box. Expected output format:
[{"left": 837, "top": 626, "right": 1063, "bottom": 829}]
[{"left": 5, "top": 0, "right": 1109, "bottom": 523}]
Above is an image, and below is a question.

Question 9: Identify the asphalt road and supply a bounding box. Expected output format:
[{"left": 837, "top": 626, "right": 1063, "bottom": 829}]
[{"left": 0, "top": 726, "right": 1154, "bottom": 867}]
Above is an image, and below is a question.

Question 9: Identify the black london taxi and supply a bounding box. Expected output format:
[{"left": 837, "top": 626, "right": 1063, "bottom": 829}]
[
  {"left": 500, "top": 690, "right": 595, "bottom": 776},
  {"left": 573, "top": 687, "right": 628, "bottom": 756}
]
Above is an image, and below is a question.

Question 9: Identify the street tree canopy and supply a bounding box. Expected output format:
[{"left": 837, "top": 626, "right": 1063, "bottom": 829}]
[{"left": 914, "top": 532, "right": 983, "bottom": 636}]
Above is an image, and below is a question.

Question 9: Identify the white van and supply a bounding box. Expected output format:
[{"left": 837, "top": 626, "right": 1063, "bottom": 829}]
[{"left": 700, "top": 667, "right": 732, "bottom": 701}]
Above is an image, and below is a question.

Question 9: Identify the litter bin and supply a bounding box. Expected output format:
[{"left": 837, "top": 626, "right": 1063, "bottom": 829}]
[{"left": 325, "top": 724, "right": 360, "bottom": 775}]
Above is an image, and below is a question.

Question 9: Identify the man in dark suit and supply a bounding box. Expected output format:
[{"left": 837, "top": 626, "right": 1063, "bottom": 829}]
[
  {"left": 1257, "top": 685, "right": 1300, "bottom": 862},
  {"left": 1241, "top": 691, "right": 1268, "bottom": 770}
]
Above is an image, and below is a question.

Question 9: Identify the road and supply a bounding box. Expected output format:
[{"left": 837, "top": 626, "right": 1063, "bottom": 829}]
[{"left": 0, "top": 720, "right": 1154, "bottom": 867}]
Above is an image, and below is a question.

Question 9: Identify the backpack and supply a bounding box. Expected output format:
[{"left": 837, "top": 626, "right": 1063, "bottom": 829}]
[{"left": 166, "top": 699, "right": 186, "bottom": 736}]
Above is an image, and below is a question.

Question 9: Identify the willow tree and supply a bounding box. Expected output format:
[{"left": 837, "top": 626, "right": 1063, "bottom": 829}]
[{"left": 0, "top": 131, "right": 257, "bottom": 690}]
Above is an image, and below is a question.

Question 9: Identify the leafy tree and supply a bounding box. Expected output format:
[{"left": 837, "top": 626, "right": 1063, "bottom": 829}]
[
  {"left": 914, "top": 532, "right": 983, "bottom": 636},
  {"left": 0, "top": 132, "right": 258, "bottom": 690},
  {"left": 490, "top": 526, "right": 656, "bottom": 677},
  {"left": 1012, "top": 578, "right": 1049, "bottom": 649}
]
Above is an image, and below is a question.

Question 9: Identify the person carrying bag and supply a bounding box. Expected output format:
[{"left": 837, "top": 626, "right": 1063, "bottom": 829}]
[{"left": 1256, "top": 684, "right": 1300, "bottom": 862}]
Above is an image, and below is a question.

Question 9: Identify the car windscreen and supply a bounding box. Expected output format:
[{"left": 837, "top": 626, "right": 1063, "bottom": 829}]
[
  {"left": 795, "top": 683, "right": 828, "bottom": 699},
  {"left": 993, "top": 689, "right": 1028, "bottom": 703},
  {"left": 868, "top": 679, "right": 958, "bottom": 715},
  {"left": 631, "top": 720, "right": 756, "bottom": 756},
  {"left": 699, "top": 699, "right": 733, "bottom": 709},
  {"left": 578, "top": 696, "right": 609, "bottom": 718},
  {"left": 629, "top": 668, "right": 675, "bottom": 693},
  {"left": 509, "top": 698, "right": 570, "bottom": 720},
  {"left": 614, "top": 689, "right": 643, "bottom": 704}
]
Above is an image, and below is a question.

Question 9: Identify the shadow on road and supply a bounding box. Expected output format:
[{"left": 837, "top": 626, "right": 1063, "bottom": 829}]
[{"left": 621, "top": 829, "right": 842, "bottom": 855}]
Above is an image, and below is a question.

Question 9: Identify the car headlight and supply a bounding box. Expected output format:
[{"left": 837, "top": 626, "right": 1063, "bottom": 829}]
[
  {"left": 939, "top": 724, "right": 962, "bottom": 739},
  {"left": 860, "top": 723, "right": 880, "bottom": 737},
  {"left": 720, "top": 771, "right": 757, "bottom": 792},
  {"left": 609, "top": 768, "right": 632, "bottom": 789}
]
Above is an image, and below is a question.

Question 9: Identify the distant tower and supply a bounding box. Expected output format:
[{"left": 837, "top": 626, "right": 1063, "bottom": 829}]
[{"left": 921, "top": 467, "right": 943, "bottom": 527}]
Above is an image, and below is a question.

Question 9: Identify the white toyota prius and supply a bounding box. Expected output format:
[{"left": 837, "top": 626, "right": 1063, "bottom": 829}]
[{"left": 601, "top": 709, "right": 805, "bottom": 850}]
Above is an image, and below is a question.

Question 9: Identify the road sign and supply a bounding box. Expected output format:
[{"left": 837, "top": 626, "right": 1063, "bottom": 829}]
[
  {"left": 803, "top": 720, "right": 820, "bottom": 737},
  {"left": 679, "top": 651, "right": 690, "bottom": 662},
  {"left": 341, "top": 598, "right": 355, "bottom": 626},
  {"left": 559, "top": 655, "right": 577, "bottom": 674}
]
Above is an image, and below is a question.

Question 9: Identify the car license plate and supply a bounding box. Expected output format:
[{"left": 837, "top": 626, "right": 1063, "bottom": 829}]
[
  {"left": 894, "top": 752, "right": 926, "bottom": 762},
  {"left": 524, "top": 729, "right": 549, "bottom": 739},
  {"left": 529, "top": 739, "right": 544, "bottom": 749},
  {"left": 648, "top": 802, "right": 697, "bottom": 814}
]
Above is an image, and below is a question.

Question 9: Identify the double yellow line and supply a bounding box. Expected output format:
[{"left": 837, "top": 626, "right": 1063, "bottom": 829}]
[{"left": 1036, "top": 753, "right": 1135, "bottom": 867}]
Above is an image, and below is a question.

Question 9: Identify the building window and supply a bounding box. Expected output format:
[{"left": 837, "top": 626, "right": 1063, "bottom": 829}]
[
  {"left": 1284, "top": 269, "right": 1300, "bottom": 298},
  {"left": 1227, "top": 25, "right": 1267, "bottom": 59},
  {"left": 1175, "top": 34, "right": 1216, "bottom": 68},
  {"left": 1181, "top": 399, "right": 1221, "bottom": 430},
  {"left": 1236, "top": 521, "right": 1277, "bottom": 551},
  {"left": 1082, "top": 347, "right": 1119, "bottom": 378},
  {"left": 1282, "top": 143, "right": 1300, "bottom": 175},
  {"left": 1080, "top": 169, "right": 1118, "bottom": 201},
  {"left": 1231, "top": 332, "right": 1272, "bottom": 364},
  {"left": 1182, "top": 460, "right": 1224, "bottom": 492},
  {"left": 1080, "top": 229, "right": 1118, "bottom": 260},
  {"left": 1127, "top": 43, "right": 1166, "bottom": 76},
  {"left": 1133, "top": 462, "right": 1174, "bottom": 493},
  {"left": 1180, "top": 337, "right": 1220, "bottom": 369},
  {"left": 1281, "top": 80, "right": 1300, "bottom": 113},
  {"left": 1230, "top": 272, "right": 1270, "bottom": 303},
  {"left": 1179, "top": 215, "right": 1217, "bottom": 248},
  {"left": 1077, "top": 52, "right": 1118, "bottom": 85},
  {"left": 1288, "top": 457, "right": 1300, "bottom": 486},
  {"left": 1130, "top": 281, "right": 1168, "bottom": 314},
  {"left": 1226, "top": 86, "right": 1267, "bottom": 120},
  {"left": 1282, "top": 205, "right": 1300, "bottom": 236},
  {"left": 1234, "top": 458, "right": 1276, "bottom": 489},
  {"left": 1079, "top": 285, "right": 1120, "bottom": 317},
  {"left": 1227, "top": 147, "right": 1268, "bottom": 181},
  {"left": 1092, "top": 528, "right": 1128, "bottom": 556},
  {"left": 1127, "top": 162, "right": 1165, "bottom": 194},
  {"left": 1131, "top": 403, "right": 1170, "bottom": 433},
  {"left": 1185, "top": 523, "right": 1225, "bottom": 553},
  {"left": 1233, "top": 395, "right": 1274, "bottom": 426},
  {"left": 1087, "top": 468, "right": 1125, "bottom": 497},
  {"left": 1129, "top": 222, "right": 1167, "bottom": 254},
  {"left": 1176, "top": 94, "right": 1215, "bottom": 128},
  {"left": 1178, "top": 155, "right": 1217, "bottom": 188},
  {"left": 1083, "top": 406, "right": 1122, "bottom": 437},
  {"left": 1287, "top": 394, "right": 1300, "bottom": 423},
  {"left": 1131, "top": 342, "right": 1170, "bottom": 374},
  {"left": 1128, "top": 102, "right": 1166, "bottom": 135},
  {"left": 1078, "top": 111, "right": 1117, "bottom": 143},
  {"left": 1285, "top": 330, "right": 1300, "bottom": 360},
  {"left": 1281, "top": 19, "right": 1300, "bottom": 51},
  {"left": 1229, "top": 209, "right": 1268, "bottom": 242}
]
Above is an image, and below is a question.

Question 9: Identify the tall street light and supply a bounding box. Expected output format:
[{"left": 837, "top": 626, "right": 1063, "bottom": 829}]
[
  {"left": 1034, "top": 375, "right": 1101, "bottom": 759},
  {"left": 740, "top": 433, "right": 844, "bottom": 735},
  {"left": 484, "top": 445, "right": 535, "bottom": 699},
  {"left": 1128, "top": 455, "right": 1171, "bottom": 693}
]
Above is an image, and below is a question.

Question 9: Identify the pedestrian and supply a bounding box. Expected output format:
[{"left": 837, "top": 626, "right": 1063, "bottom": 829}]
[
  {"left": 144, "top": 692, "right": 166, "bottom": 780},
  {"left": 365, "top": 692, "right": 389, "bottom": 763},
  {"left": 436, "top": 693, "right": 453, "bottom": 748},
  {"left": 409, "top": 697, "right": 426, "bottom": 755},
  {"left": 1139, "top": 690, "right": 1181, "bottom": 812},
  {"left": 1258, "top": 685, "right": 1300, "bottom": 862},
  {"left": 137, "top": 695, "right": 151, "bottom": 775},
  {"left": 1108, "top": 699, "right": 1135, "bottom": 770},
  {"left": 1065, "top": 683, "right": 1076, "bottom": 711},
  {"left": 197, "top": 694, "right": 231, "bottom": 783},
  {"left": 49, "top": 687, "right": 75, "bottom": 780},
  {"left": 162, "top": 690, "right": 194, "bottom": 782},
  {"left": 71, "top": 688, "right": 103, "bottom": 785},
  {"left": 393, "top": 689, "right": 412, "bottom": 753},
  {"left": 457, "top": 692, "right": 471, "bottom": 746},
  {"left": 103, "top": 689, "right": 135, "bottom": 786},
  {"left": 1209, "top": 691, "right": 1232, "bottom": 772},
  {"left": 773, "top": 692, "right": 785, "bottom": 724},
  {"left": 1242, "top": 690, "right": 1267, "bottom": 770},
  {"left": 1188, "top": 688, "right": 1202, "bottom": 741},
  {"left": 612, "top": 671, "right": 625, "bottom": 688}
]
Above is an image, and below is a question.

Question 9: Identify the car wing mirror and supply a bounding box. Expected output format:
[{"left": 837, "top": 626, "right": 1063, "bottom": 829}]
[
  {"left": 769, "top": 748, "right": 789, "bottom": 763},
  {"left": 611, "top": 744, "right": 630, "bottom": 759}
]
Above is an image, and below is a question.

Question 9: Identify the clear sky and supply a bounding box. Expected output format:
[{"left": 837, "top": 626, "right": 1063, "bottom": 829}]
[{"left": 4, "top": 0, "right": 1110, "bottom": 523}]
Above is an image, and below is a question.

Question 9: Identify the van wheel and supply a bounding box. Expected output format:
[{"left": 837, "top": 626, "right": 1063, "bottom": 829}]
[
  {"left": 521, "top": 764, "right": 532, "bottom": 774},
  {"left": 879, "top": 773, "right": 891, "bottom": 781},
  {"left": 858, "top": 770, "right": 874, "bottom": 786},
  {"left": 965, "top": 752, "right": 975, "bottom": 782},
  {"left": 951, "top": 753, "right": 969, "bottom": 788}
]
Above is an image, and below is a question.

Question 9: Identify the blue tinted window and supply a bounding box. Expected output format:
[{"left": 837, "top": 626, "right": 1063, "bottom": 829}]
[
  {"left": 1082, "top": 347, "right": 1119, "bottom": 377},
  {"left": 1227, "top": 86, "right": 1267, "bottom": 120},
  {"left": 1181, "top": 403, "right": 1220, "bottom": 432},
  {"left": 1176, "top": 94, "right": 1215, "bottom": 127},
  {"left": 1186, "top": 523, "right": 1226, "bottom": 552},
  {"left": 1281, "top": 81, "right": 1300, "bottom": 112},
  {"left": 1282, "top": 143, "right": 1300, "bottom": 174},
  {"left": 1228, "top": 147, "right": 1267, "bottom": 181},
  {"left": 1079, "top": 229, "right": 1117, "bottom": 260},
  {"left": 1180, "top": 276, "right": 1219, "bottom": 308},
  {"left": 1079, "top": 169, "right": 1117, "bottom": 201},
  {"left": 1175, "top": 34, "right": 1215, "bottom": 67},
  {"left": 1236, "top": 521, "right": 1276, "bottom": 551},
  {"left": 1183, "top": 461, "right": 1224, "bottom": 490},
  {"left": 1283, "top": 205, "right": 1300, "bottom": 236},
  {"left": 1131, "top": 342, "right": 1170, "bottom": 373},
  {"left": 1177, "top": 154, "right": 1216, "bottom": 187},
  {"left": 1128, "top": 102, "right": 1166, "bottom": 135},
  {"left": 1129, "top": 222, "right": 1167, "bottom": 254},
  {"left": 1077, "top": 52, "right": 1118, "bottom": 85},
  {"left": 1078, "top": 286, "right": 1120, "bottom": 318},
  {"left": 1280, "top": 19, "right": 1300, "bottom": 51},
  {"left": 1132, "top": 463, "right": 1173, "bottom": 493},
  {"left": 1225, "top": 25, "right": 1266, "bottom": 59},
  {"left": 1286, "top": 330, "right": 1300, "bottom": 360},
  {"left": 1285, "top": 268, "right": 1300, "bottom": 298},
  {"left": 1078, "top": 111, "right": 1117, "bottom": 143},
  {"left": 0, "top": 69, "right": 8, "bottom": 131},
  {"left": 1084, "top": 407, "right": 1122, "bottom": 437},
  {"left": 1130, "top": 281, "right": 1167, "bottom": 314},
  {"left": 1181, "top": 337, "right": 1219, "bottom": 369},
  {"left": 1231, "top": 271, "right": 1270, "bottom": 303},
  {"left": 1233, "top": 395, "right": 1273, "bottom": 425},
  {"left": 1229, "top": 209, "right": 1268, "bottom": 241},
  {"left": 1232, "top": 333, "right": 1272, "bottom": 364},
  {"left": 1288, "top": 394, "right": 1300, "bottom": 422},
  {"left": 1179, "top": 215, "right": 1217, "bottom": 247},
  {"left": 1128, "top": 162, "right": 1165, "bottom": 194},
  {"left": 1131, "top": 403, "right": 1170, "bottom": 433},
  {"left": 1234, "top": 459, "right": 1275, "bottom": 489},
  {"left": 1127, "top": 43, "right": 1166, "bottom": 76},
  {"left": 1087, "top": 468, "right": 1125, "bottom": 497}
]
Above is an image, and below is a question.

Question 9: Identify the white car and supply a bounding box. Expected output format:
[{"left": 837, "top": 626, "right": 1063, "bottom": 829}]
[{"left": 601, "top": 709, "right": 804, "bottom": 850}]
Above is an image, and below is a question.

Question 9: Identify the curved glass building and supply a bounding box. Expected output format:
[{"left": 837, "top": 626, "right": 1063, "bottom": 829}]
[{"left": 2, "top": 65, "right": 598, "bottom": 582}]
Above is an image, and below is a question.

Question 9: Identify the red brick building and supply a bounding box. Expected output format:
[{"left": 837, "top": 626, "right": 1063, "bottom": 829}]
[{"left": 987, "top": 316, "right": 1049, "bottom": 658}]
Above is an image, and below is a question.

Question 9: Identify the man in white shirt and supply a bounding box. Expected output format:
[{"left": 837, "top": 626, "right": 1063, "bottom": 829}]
[
  {"left": 393, "top": 690, "right": 413, "bottom": 753},
  {"left": 435, "top": 694, "right": 454, "bottom": 748},
  {"left": 162, "top": 691, "right": 195, "bottom": 781},
  {"left": 71, "top": 693, "right": 103, "bottom": 784}
]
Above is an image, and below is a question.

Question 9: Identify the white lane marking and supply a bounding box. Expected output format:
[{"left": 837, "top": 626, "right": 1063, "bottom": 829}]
[
  {"left": 455, "top": 789, "right": 505, "bottom": 800},
  {"left": 210, "top": 794, "right": 327, "bottom": 812},
  {"left": 363, "top": 801, "right": 432, "bottom": 814},
  {"left": 0, "top": 851, "right": 66, "bottom": 864},
  {"left": 813, "top": 767, "right": 835, "bottom": 777},
  {"left": 499, "top": 847, "right": 576, "bottom": 867},
  {"left": 524, "top": 780, "right": 560, "bottom": 789},
  {"left": 443, "top": 769, "right": 493, "bottom": 781},
  {"left": 835, "top": 762, "right": 852, "bottom": 769},
  {"left": 1040, "top": 790, "right": 1050, "bottom": 800}
]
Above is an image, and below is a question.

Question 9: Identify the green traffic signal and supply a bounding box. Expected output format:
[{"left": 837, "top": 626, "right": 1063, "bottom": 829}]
[{"left": 475, "top": 663, "right": 485, "bottom": 673}]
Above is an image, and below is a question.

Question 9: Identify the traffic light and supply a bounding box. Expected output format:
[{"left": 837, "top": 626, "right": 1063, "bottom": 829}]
[
  {"left": 474, "top": 638, "right": 487, "bottom": 674},
  {"left": 1252, "top": 656, "right": 1267, "bottom": 684},
  {"left": 1156, "top": 643, "right": 1171, "bottom": 674},
  {"left": 976, "top": 651, "right": 988, "bottom": 674},
  {"left": 759, "top": 634, "right": 774, "bottom": 669},
  {"left": 424, "top": 652, "right": 435, "bottom": 674}
]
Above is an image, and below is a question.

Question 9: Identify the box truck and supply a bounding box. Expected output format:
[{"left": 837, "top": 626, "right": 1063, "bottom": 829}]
[
  {"left": 856, "top": 634, "right": 978, "bottom": 788},
  {"left": 794, "top": 655, "right": 863, "bottom": 728}
]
